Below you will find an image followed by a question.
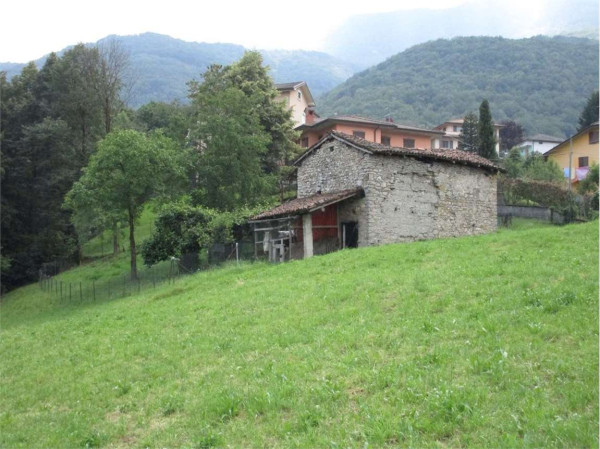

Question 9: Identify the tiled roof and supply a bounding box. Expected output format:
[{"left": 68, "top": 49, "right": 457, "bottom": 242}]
[
  {"left": 275, "top": 81, "right": 305, "bottom": 90},
  {"left": 522, "top": 134, "right": 564, "bottom": 143},
  {"left": 296, "top": 131, "right": 502, "bottom": 172},
  {"left": 299, "top": 115, "right": 442, "bottom": 135},
  {"left": 251, "top": 188, "right": 363, "bottom": 220}
]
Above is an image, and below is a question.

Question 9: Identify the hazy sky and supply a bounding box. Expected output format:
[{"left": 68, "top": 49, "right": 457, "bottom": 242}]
[{"left": 3, "top": 0, "right": 555, "bottom": 62}]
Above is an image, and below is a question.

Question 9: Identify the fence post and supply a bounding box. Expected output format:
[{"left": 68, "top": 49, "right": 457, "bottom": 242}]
[
  {"left": 79, "top": 282, "right": 83, "bottom": 302},
  {"left": 236, "top": 242, "right": 239, "bottom": 265},
  {"left": 60, "top": 282, "right": 63, "bottom": 302},
  {"left": 69, "top": 283, "right": 72, "bottom": 302},
  {"left": 93, "top": 280, "right": 96, "bottom": 301}
]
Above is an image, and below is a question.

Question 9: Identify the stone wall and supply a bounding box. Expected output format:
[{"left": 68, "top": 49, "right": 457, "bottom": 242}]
[
  {"left": 297, "top": 141, "right": 369, "bottom": 198},
  {"left": 296, "top": 139, "right": 498, "bottom": 247}
]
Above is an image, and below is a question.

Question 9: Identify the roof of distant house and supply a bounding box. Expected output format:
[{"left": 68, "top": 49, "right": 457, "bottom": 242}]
[
  {"left": 250, "top": 188, "right": 363, "bottom": 220},
  {"left": 520, "top": 134, "right": 564, "bottom": 143},
  {"left": 295, "top": 131, "right": 502, "bottom": 172},
  {"left": 297, "top": 114, "right": 442, "bottom": 136},
  {"left": 434, "top": 118, "right": 504, "bottom": 129},
  {"left": 274, "top": 81, "right": 306, "bottom": 91}
]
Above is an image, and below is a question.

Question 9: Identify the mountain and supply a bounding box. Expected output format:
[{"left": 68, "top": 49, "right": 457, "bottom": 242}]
[
  {"left": 316, "top": 36, "right": 599, "bottom": 138},
  {"left": 0, "top": 33, "right": 360, "bottom": 108},
  {"left": 325, "top": 0, "right": 599, "bottom": 69}
]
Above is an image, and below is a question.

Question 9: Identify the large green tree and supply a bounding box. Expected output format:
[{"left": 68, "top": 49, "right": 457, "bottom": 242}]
[
  {"left": 189, "top": 85, "right": 273, "bottom": 210},
  {"left": 65, "top": 130, "right": 183, "bottom": 279},
  {"left": 478, "top": 99, "right": 497, "bottom": 160},
  {"left": 577, "top": 91, "right": 599, "bottom": 131},
  {"left": 188, "top": 52, "right": 300, "bottom": 205}
]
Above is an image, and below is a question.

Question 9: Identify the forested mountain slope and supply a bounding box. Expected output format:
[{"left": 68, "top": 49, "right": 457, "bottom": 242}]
[
  {"left": 0, "top": 33, "right": 359, "bottom": 107},
  {"left": 317, "top": 36, "right": 599, "bottom": 138},
  {"left": 325, "top": 0, "right": 598, "bottom": 68}
]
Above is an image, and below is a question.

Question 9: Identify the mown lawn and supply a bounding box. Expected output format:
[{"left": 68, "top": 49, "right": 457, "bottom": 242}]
[{"left": 1, "top": 220, "right": 597, "bottom": 448}]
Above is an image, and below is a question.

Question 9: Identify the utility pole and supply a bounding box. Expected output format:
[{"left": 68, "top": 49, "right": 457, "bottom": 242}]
[{"left": 568, "top": 137, "right": 573, "bottom": 193}]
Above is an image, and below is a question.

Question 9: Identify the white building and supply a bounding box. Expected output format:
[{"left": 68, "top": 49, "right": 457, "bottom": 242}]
[{"left": 515, "top": 134, "right": 564, "bottom": 156}]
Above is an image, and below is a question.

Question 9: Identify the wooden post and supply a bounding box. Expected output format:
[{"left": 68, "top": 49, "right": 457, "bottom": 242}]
[{"left": 302, "top": 213, "right": 313, "bottom": 259}]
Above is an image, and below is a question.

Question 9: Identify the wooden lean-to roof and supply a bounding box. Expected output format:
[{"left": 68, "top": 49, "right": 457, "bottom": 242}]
[{"left": 250, "top": 188, "right": 363, "bottom": 221}]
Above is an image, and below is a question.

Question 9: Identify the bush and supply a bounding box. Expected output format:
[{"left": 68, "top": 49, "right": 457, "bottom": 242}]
[{"left": 141, "top": 201, "right": 263, "bottom": 266}]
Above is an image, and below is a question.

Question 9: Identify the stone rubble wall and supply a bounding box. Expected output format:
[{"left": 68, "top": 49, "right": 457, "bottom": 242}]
[{"left": 296, "top": 139, "right": 497, "bottom": 247}]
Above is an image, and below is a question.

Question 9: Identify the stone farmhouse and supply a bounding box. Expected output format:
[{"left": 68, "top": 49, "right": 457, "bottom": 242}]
[{"left": 251, "top": 131, "right": 501, "bottom": 262}]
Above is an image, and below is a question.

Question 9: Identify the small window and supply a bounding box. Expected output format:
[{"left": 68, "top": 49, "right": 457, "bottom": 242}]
[
  {"left": 579, "top": 156, "right": 589, "bottom": 168},
  {"left": 403, "top": 138, "right": 415, "bottom": 148},
  {"left": 297, "top": 91, "right": 302, "bottom": 100},
  {"left": 441, "top": 140, "right": 453, "bottom": 149},
  {"left": 381, "top": 136, "right": 391, "bottom": 146},
  {"left": 301, "top": 137, "right": 309, "bottom": 148},
  {"left": 453, "top": 126, "right": 459, "bottom": 132},
  {"left": 353, "top": 131, "right": 365, "bottom": 139},
  {"left": 589, "top": 130, "right": 599, "bottom": 144}
]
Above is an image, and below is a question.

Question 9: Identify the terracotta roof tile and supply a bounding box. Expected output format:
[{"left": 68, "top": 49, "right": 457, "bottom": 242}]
[
  {"left": 297, "top": 131, "right": 502, "bottom": 172},
  {"left": 251, "top": 188, "right": 363, "bottom": 220}
]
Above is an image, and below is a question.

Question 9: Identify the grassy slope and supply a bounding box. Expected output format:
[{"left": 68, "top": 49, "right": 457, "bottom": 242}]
[{"left": 1, "top": 221, "right": 598, "bottom": 448}]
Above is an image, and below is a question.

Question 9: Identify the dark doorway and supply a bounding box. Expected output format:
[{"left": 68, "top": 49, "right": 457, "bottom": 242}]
[{"left": 342, "top": 221, "right": 359, "bottom": 248}]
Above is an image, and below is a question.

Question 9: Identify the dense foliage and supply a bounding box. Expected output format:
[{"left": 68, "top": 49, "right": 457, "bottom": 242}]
[
  {"left": 457, "top": 112, "right": 478, "bottom": 152},
  {"left": 578, "top": 90, "right": 599, "bottom": 131},
  {"left": 499, "top": 120, "right": 525, "bottom": 154},
  {"left": 477, "top": 100, "right": 497, "bottom": 160},
  {"left": 1, "top": 44, "right": 126, "bottom": 291},
  {"left": 187, "top": 52, "right": 300, "bottom": 209},
  {"left": 502, "top": 149, "right": 564, "bottom": 182},
  {"left": 318, "top": 36, "right": 599, "bottom": 138},
  {"left": 141, "top": 202, "right": 262, "bottom": 267}
]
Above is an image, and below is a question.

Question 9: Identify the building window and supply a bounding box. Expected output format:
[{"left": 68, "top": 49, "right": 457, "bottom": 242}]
[
  {"left": 579, "top": 156, "right": 589, "bottom": 168},
  {"left": 589, "top": 130, "right": 599, "bottom": 144},
  {"left": 403, "top": 138, "right": 415, "bottom": 148},
  {"left": 353, "top": 131, "right": 365, "bottom": 139},
  {"left": 297, "top": 91, "right": 302, "bottom": 100},
  {"left": 301, "top": 137, "right": 309, "bottom": 148},
  {"left": 441, "top": 140, "right": 453, "bottom": 149},
  {"left": 381, "top": 136, "right": 391, "bottom": 146},
  {"left": 453, "top": 126, "right": 459, "bottom": 132}
]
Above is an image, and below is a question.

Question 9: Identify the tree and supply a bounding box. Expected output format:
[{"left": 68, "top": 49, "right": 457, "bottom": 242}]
[
  {"left": 65, "top": 130, "right": 183, "bottom": 279},
  {"left": 189, "top": 85, "right": 274, "bottom": 210},
  {"left": 458, "top": 112, "right": 478, "bottom": 152},
  {"left": 577, "top": 91, "right": 599, "bottom": 131},
  {"left": 499, "top": 120, "right": 525, "bottom": 154},
  {"left": 188, "top": 52, "right": 300, "bottom": 203},
  {"left": 478, "top": 99, "right": 497, "bottom": 160}
]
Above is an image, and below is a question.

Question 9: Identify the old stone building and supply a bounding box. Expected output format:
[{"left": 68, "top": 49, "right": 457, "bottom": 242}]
[{"left": 251, "top": 131, "right": 500, "bottom": 261}]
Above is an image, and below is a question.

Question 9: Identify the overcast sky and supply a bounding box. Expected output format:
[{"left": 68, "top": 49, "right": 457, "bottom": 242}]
[{"left": 1, "top": 0, "right": 564, "bottom": 62}]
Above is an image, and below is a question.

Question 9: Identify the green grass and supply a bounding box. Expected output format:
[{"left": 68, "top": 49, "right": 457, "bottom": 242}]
[{"left": 1, "top": 220, "right": 598, "bottom": 448}]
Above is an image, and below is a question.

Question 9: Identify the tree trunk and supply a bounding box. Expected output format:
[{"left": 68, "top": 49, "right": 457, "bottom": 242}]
[
  {"left": 128, "top": 207, "right": 137, "bottom": 280},
  {"left": 112, "top": 220, "right": 119, "bottom": 255}
]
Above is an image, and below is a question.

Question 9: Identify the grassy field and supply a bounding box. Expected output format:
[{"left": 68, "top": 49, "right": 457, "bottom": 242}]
[{"left": 1, "top": 220, "right": 598, "bottom": 448}]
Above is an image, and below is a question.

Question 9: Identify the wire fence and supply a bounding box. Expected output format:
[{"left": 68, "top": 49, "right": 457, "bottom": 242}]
[{"left": 39, "top": 242, "right": 255, "bottom": 306}]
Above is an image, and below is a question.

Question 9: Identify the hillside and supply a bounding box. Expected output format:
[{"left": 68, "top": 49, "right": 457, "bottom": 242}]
[
  {"left": 1, "top": 220, "right": 597, "bottom": 447},
  {"left": 325, "top": 0, "right": 599, "bottom": 68},
  {"left": 317, "top": 36, "right": 599, "bottom": 138},
  {"left": 0, "top": 33, "right": 359, "bottom": 107}
]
